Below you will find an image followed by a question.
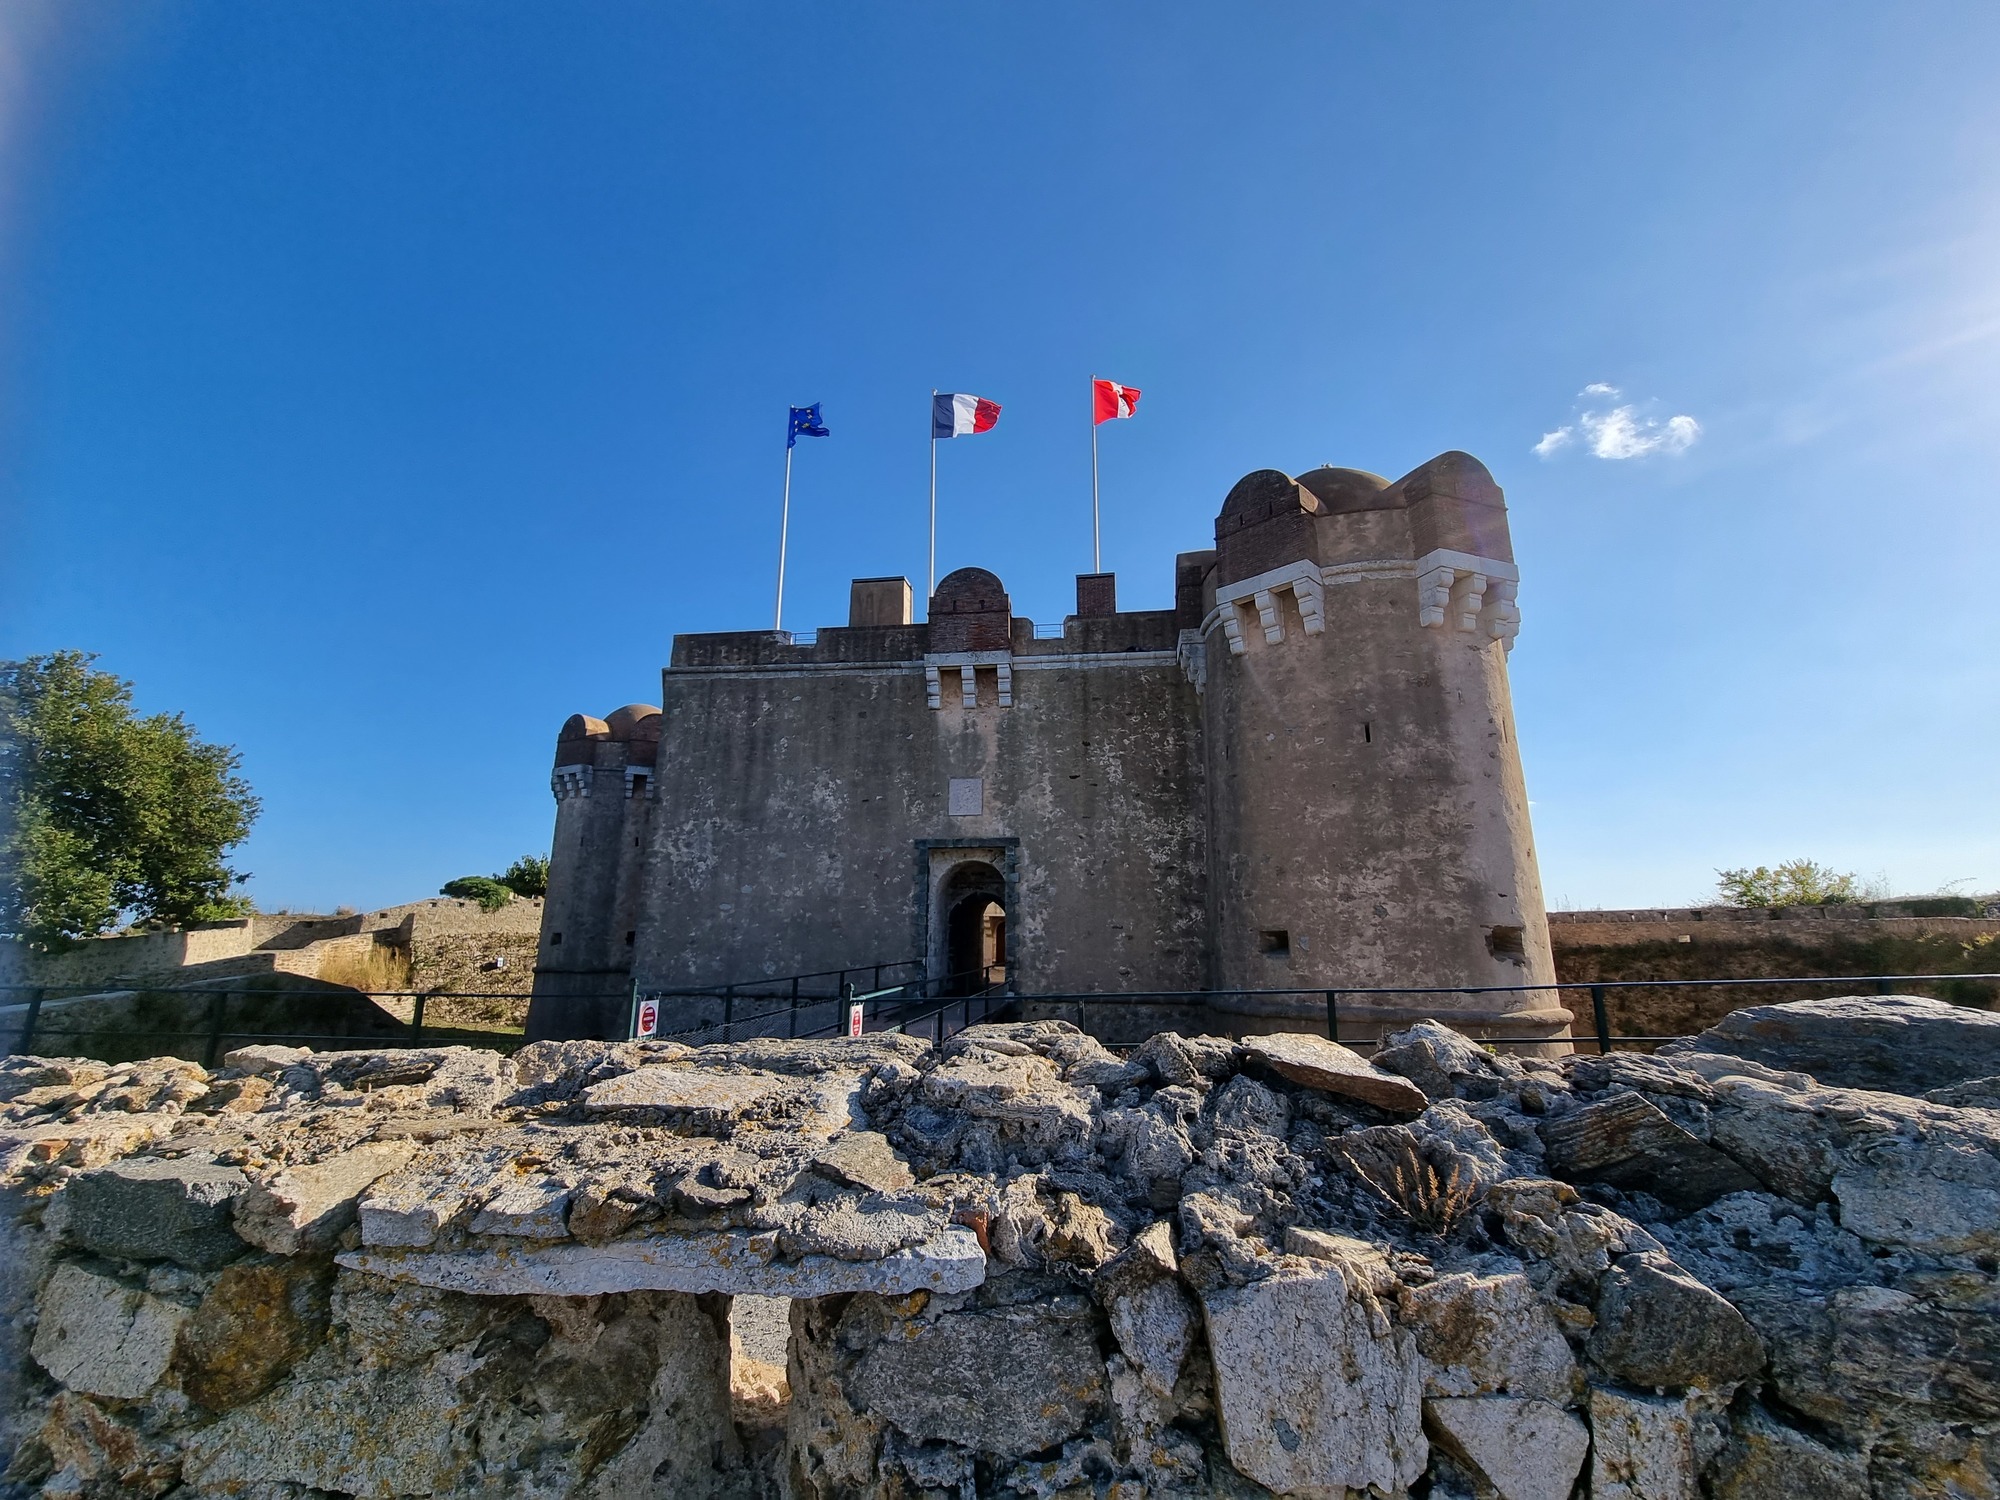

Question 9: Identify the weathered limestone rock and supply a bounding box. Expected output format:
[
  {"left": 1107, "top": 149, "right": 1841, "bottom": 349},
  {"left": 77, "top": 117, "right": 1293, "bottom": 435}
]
[
  {"left": 1241, "top": 1032, "right": 1430, "bottom": 1115},
  {"left": 339, "top": 1223, "right": 986, "bottom": 1297},
  {"left": 1399, "top": 1271, "right": 1579, "bottom": 1402},
  {"left": 1927, "top": 1073, "right": 2000, "bottom": 1109},
  {"left": 180, "top": 1352, "right": 493, "bottom": 1494},
  {"left": 233, "top": 1140, "right": 417, "bottom": 1254},
  {"left": 64, "top": 1157, "right": 247, "bottom": 1268},
  {"left": 1704, "top": 1406, "right": 1868, "bottom": 1499},
  {"left": 175, "top": 1260, "right": 330, "bottom": 1409},
  {"left": 30, "top": 1391, "right": 180, "bottom": 1498},
  {"left": 1539, "top": 1093, "right": 1760, "bottom": 1211},
  {"left": 1588, "top": 1387, "right": 1703, "bottom": 1500},
  {"left": 842, "top": 1277, "right": 1106, "bottom": 1455},
  {"left": 221, "top": 1043, "right": 312, "bottom": 1074},
  {"left": 1424, "top": 1396, "right": 1590, "bottom": 1500},
  {"left": 918, "top": 1045, "right": 1095, "bottom": 1152},
  {"left": 1106, "top": 1276, "right": 1197, "bottom": 1399},
  {"left": 357, "top": 1167, "right": 470, "bottom": 1248},
  {"left": 1730, "top": 1279, "right": 2000, "bottom": 1440},
  {"left": 1374, "top": 1019, "right": 1505, "bottom": 1101},
  {"left": 468, "top": 1179, "right": 574, "bottom": 1238},
  {"left": 811, "top": 1128, "right": 914, "bottom": 1192},
  {"left": 1667, "top": 994, "right": 2000, "bottom": 1093},
  {"left": 1588, "top": 1253, "right": 1765, "bottom": 1390},
  {"left": 581, "top": 1065, "right": 789, "bottom": 1122},
  {"left": 777, "top": 1193, "right": 944, "bottom": 1262},
  {"left": 31, "top": 1263, "right": 187, "bottom": 1400},
  {"left": 1202, "top": 1257, "right": 1428, "bottom": 1496},
  {"left": 1830, "top": 1113, "right": 2000, "bottom": 1255}
]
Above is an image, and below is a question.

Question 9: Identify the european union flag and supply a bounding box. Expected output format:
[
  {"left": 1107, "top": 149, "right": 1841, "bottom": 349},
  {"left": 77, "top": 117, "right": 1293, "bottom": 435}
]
[{"left": 787, "top": 402, "right": 830, "bottom": 449}]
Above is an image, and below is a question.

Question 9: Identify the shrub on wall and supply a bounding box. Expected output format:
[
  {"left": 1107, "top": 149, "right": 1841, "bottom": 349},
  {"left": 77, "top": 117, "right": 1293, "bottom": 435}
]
[{"left": 440, "top": 876, "right": 514, "bottom": 912}]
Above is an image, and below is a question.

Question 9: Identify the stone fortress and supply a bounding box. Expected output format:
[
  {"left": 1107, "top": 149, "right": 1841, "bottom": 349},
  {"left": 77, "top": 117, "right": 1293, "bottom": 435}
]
[{"left": 527, "top": 449, "right": 1568, "bottom": 1046}]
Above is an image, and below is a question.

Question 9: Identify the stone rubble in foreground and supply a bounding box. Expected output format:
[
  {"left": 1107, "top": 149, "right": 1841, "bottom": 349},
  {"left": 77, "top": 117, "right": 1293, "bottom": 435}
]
[{"left": 0, "top": 993, "right": 1996, "bottom": 1498}]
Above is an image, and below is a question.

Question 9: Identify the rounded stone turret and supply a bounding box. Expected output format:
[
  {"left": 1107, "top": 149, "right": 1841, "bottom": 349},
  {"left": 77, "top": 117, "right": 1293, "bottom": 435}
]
[
  {"left": 1198, "top": 452, "right": 1562, "bottom": 1045},
  {"left": 527, "top": 702, "right": 664, "bottom": 1042}
]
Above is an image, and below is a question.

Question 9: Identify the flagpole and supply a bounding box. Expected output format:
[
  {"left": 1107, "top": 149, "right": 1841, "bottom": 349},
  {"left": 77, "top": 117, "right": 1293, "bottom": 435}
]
[
  {"left": 928, "top": 389, "right": 938, "bottom": 602},
  {"left": 1090, "top": 375, "right": 1101, "bottom": 573},
  {"left": 775, "top": 441, "right": 793, "bottom": 632}
]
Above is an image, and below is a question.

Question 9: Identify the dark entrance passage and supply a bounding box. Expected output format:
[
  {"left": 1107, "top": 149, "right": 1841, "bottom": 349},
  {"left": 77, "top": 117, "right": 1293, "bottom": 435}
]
[{"left": 940, "top": 860, "right": 1007, "bottom": 994}]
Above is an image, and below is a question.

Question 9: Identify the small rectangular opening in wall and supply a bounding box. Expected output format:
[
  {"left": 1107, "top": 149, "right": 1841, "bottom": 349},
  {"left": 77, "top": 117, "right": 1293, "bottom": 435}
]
[
  {"left": 1486, "top": 925, "right": 1526, "bottom": 962},
  {"left": 625, "top": 931, "right": 635, "bottom": 946},
  {"left": 1259, "top": 929, "right": 1290, "bottom": 957},
  {"left": 550, "top": 932, "right": 562, "bottom": 946},
  {"left": 1362, "top": 721, "right": 1372, "bottom": 744}
]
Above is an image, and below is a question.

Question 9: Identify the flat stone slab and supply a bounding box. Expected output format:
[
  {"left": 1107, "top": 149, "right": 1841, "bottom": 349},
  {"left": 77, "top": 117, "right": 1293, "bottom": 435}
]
[
  {"left": 1665, "top": 995, "right": 2000, "bottom": 1094},
  {"left": 1242, "top": 1033, "right": 1430, "bottom": 1116},
  {"left": 338, "top": 1224, "right": 987, "bottom": 1298},
  {"left": 581, "top": 1067, "right": 790, "bottom": 1116}
]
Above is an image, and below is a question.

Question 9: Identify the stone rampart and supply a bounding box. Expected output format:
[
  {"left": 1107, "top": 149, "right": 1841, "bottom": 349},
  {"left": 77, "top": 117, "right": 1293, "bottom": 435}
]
[{"left": 4, "top": 997, "right": 1998, "bottom": 1496}]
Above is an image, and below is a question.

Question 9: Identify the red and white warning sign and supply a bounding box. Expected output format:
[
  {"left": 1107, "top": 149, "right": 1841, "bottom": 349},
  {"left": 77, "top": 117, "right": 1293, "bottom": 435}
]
[
  {"left": 847, "top": 1001, "right": 864, "bottom": 1038},
  {"left": 634, "top": 999, "right": 659, "bottom": 1039}
]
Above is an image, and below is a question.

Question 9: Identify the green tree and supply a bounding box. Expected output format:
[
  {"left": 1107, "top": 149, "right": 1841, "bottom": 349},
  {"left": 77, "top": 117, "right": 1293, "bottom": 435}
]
[
  {"left": 495, "top": 854, "right": 549, "bottom": 899},
  {"left": 440, "top": 875, "right": 515, "bottom": 912},
  {"left": 1716, "top": 859, "right": 1861, "bottom": 908},
  {"left": 1, "top": 652, "right": 260, "bottom": 946}
]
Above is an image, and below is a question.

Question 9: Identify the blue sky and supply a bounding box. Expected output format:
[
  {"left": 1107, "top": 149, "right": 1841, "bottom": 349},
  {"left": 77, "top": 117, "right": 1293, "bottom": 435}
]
[{"left": 3, "top": 4, "right": 1996, "bottom": 914}]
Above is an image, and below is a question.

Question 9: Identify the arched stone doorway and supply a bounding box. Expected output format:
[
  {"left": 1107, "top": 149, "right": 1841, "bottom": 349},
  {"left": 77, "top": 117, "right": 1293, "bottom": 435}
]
[{"left": 939, "top": 860, "right": 1007, "bottom": 994}]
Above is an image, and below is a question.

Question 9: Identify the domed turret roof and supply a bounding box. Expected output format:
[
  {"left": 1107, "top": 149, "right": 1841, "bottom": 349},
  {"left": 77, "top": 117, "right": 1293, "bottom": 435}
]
[
  {"left": 1296, "top": 466, "right": 1394, "bottom": 513},
  {"left": 931, "top": 567, "right": 1009, "bottom": 614},
  {"left": 558, "top": 714, "right": 611, "bottom": 742},
  {"left": 604, "top": 704, "right": 664, "bottom": 741}
]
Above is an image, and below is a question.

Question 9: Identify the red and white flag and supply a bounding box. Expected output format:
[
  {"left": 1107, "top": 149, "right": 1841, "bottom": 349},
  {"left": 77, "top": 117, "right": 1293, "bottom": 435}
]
[{"left": 1093, "top": 378, "right": 1141, "bottom": 425}]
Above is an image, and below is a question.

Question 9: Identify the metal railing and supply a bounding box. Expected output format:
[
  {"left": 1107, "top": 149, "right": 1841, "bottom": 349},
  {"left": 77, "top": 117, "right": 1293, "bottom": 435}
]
[
  {"left": 8, "top": 970, "right": 1993, "bottom": 1065},
  {"left": 1015, "top": 972, "right": 2000, "bottom": 1053},
  {"left": 656, "top": 962, "right": 1012, "bottom": 1047},
  {"left": 0, "top": 982, "right": 578, "bottom": 1066}
]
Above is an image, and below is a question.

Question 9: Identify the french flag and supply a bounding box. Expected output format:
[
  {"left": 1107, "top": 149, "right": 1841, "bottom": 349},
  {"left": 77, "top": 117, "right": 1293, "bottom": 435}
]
[{"left": 933, "top": 392, "right": 1001, "bottom": 439}]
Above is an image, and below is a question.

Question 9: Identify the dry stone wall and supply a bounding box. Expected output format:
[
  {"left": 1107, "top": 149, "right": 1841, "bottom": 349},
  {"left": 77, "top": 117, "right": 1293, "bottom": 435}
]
[{"left": 2, "top": 995, "right": 1998, "bottom": 1497}]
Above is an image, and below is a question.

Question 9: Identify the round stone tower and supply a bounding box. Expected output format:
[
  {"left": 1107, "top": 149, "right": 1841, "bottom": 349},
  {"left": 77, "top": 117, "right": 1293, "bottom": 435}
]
[
  {"left": 524, "top": 703, "right": 661, "bottom": 1042},
  {"left": 1194, "top": 452, "right": 1567, "bottom": 1044}
]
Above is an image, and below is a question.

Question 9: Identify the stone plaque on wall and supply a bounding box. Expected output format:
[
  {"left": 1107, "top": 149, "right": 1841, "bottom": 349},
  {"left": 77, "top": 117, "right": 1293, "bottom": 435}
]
[{"left": 947, "top": 778, "right": 984, "bottom": 816}]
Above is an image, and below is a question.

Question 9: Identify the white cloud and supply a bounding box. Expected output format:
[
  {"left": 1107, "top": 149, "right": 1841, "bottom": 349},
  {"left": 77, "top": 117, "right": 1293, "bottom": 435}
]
[{"left": 1533, "top": 388, "right": 1700, "bottom": 461}]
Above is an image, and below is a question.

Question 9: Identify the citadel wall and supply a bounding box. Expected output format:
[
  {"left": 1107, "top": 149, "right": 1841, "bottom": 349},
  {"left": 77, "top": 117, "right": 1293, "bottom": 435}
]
[{"left": 528, "top": 450, "right": 1565, "bottom": 1047}]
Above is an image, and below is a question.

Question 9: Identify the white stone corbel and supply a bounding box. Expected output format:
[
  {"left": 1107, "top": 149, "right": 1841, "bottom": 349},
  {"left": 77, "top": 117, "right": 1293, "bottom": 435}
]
[
  {"left": 551, "top": 764, "right": 591, "bottom": 801},
  {"left": 1254, "top": 589, "right": 1284, "bottom": 645},
  {"left": 1414, "top": 549, "right": 1519, "bottom": 640},
  {"left": 1177, "top": 629, "right": 1208, "bottom": 691},
  {"left": 1293, "top": 572, "right": 1325, "bottom": 635},
  {"left": 1452, "top": 571, "right": 1488, "bottom": 632},
  {"left": 1220, "top": 607, "right": 1248, "bottom": 656},
  {"left": 1479, "top": 578, "right": 1521, "bottom": 651},
  {"left": 923, "top": 650, "right": 1014, "bottom": 710},
  {"left": 1417, "top": 564, "right": 1456, "bottom": 628}
]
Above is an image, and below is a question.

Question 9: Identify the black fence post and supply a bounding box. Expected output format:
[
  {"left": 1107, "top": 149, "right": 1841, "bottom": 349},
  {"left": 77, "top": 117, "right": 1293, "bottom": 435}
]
[
  {"left": 202, "top": 990, "right": 229, "bottom": 1069},
  {"left": 1591, "top": 985, "right": 1611, "bottom": 1054},
  {"left": 1875, "top": 977, "right": 1894, "bottom": 995},
  {"left": 722, "top": 985, "right": 735, "bottom": 1044},
  {"left": 788, "top": 977, "right": 800, "bottom": 1040},
  {"left": 17, "top": 988, "right": 44, "bottom": 1056},
  {"left": 410, "top": 993, "right": 427, "bottom": 1049},
  {"left": 1325, "top": 991, "right": 1339, "bottom": 1044}
]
